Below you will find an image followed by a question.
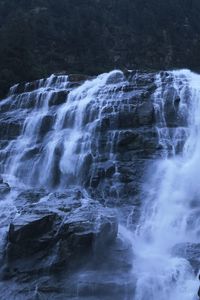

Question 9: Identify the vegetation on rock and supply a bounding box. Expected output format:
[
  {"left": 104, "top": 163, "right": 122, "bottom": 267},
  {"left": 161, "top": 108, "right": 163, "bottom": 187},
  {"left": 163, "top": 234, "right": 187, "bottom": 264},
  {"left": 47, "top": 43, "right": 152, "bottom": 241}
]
[{"left": 0, "top": 0, "right": 200, "bottom": 97}]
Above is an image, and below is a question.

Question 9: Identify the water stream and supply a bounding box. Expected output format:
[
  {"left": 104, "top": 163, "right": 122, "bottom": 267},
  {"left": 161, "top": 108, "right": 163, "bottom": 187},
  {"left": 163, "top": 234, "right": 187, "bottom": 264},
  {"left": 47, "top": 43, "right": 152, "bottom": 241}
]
[
  {"left": 133, "top": 70, "right": 200, "bottom": 300},
  {"left": 0, "top": 69, "right": 200, "bottom": 299}
]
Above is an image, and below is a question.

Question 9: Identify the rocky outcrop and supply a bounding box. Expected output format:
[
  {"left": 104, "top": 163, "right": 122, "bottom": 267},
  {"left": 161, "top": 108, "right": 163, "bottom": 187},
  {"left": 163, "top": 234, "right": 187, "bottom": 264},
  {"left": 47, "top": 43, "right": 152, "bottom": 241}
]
[
  {"left": 4, "top": 190, "right": 118, "bottom": 271},
  {"left": 0, "top": 189, "right": 135, "bottom": 299}
]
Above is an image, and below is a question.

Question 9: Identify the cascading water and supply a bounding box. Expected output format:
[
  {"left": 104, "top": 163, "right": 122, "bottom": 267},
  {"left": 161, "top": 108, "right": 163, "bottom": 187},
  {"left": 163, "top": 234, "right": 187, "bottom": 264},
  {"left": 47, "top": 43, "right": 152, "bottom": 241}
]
[
  {"left": 133, "top": 70, "right": 200, "bottom": 300},
  {"left": 1, "top": 68, "right": 200, "bottom": 299},
  {"left": 0, "top": 70, "right": 126, "bottom": 189}
]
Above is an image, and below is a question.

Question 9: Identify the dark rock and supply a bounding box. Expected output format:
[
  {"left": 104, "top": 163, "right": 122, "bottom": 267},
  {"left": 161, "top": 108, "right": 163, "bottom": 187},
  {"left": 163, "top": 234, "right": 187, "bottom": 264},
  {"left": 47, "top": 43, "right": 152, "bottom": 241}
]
[
  {"left": 0, "top": 119, "right": 22, "bottom": 139},
  {"left": 4, "top": 192, "right": 118, "bottom": 277},
  {"left": 39, "top": 115, "right": 54, "bottom": 137},
  {"left": 106, "top": 71, "right": 125, "bottom": 84},
  {"left": 14, "top": 189, "right": 48, "bottom": 209},
  {"left": 8, "top": 82, "right": 26, "bottom": 96},
  {"left": 162, "top": 83, "right": 189, "bottom": 128},
  {"left": 0, "top": 182, "right": 10, "bottom": 195},
  {"left": 48, "top": 91, "right": 69, "bottom": 106},
  {"left": 21, "top": 147, "right": 40, "bottom": 161},
  {"left": 0, "top": 266, "right": 15, "bottom": 280},
  {"left": 68, "top": 74, "right": 91, "bottom": 82},
  {"left": 74, "top": 271, "right": 135, "bottom": 299},
  {"left": 8, "top": 213, "right": 56, "bottom": 244},
  {"left": 137, "top": 101, "right": 155, "bottom": 125}
]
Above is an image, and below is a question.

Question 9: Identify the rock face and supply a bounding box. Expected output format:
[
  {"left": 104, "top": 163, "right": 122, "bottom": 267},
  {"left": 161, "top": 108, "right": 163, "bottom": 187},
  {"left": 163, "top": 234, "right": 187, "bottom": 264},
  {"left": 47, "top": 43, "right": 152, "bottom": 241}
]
[
  {"left": 6, "top": 191, "right": 118, "bottom": 269},
  {"left": 0, "top": 70, "right": 188, "bottom": 205},
  {"left": 1, "top": 189, "right": 133, "bottom": 299},
  {"left": 0, "top": 71, "right": 159, "bottom": 204},
  {"left": 0, "top": 70, "right": 191, "bottom": 299}
]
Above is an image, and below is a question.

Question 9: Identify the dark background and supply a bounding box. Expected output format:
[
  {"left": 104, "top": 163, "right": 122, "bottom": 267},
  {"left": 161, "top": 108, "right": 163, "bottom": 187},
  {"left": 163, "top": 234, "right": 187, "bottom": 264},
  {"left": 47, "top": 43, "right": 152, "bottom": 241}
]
[{"left": 0, "top": 0, "right": 200, "bottom": 97}]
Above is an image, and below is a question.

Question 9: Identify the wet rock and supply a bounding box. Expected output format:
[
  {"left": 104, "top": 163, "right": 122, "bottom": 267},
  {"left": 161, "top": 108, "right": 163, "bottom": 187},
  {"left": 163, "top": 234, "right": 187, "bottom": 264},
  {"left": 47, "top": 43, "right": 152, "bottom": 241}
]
[
  {"left": 0, "top": 182, "right": 10, "bottom": 195},
  {"left": 106, "top": 71, "right": 125, "bottom": 84},
  {"left": 1, "top": 195, "right": 132, "bottom": 299},
  {"left": 118, "top": 111, "right": 138, "bottom": 128},
  {"left": 4, "top": 192, "right": 118, "bottom": 276},
  {"left": 8, "top": 82, "right": 27, "bottom": 96},
  {"left": 48, "top": 90, "right": 69, "bottom": 106},
  {"left": 74, "top": 271, "right": 135, "bottom": 299},
  {"left": 68, "top": 74, "right": 91, "bottom": 82},
  {"left": 172, "top": 242, "right": 200, "bottom": 274},
  {"left": 0, "top": 119, "right": 22, "bottom": 139},
  {"left": 39, "top": 115, "right": 54, "bottom": 137},
  {"left": 8, "top": 213, "right": 56, "bottom": 244},
  {"left": 0, "top": 70, "right": 161, "bottom": 202},
  {"left": 21, "top": 147, "right": 40, "bottom": 161},
  {"left": 137, "top": 100, "right": 155, "bottom": 125},
  {"left": 117, "top": 128, "right": 158, "bottom": 156},
  {"left": 163, "top": 86, "right": 188, "bottom": 127},
  {"left": 14, "top": 189, "right": 47, "bottom": 209},
  {"left": 7, "top": 212, "right": 57, "bottom": 260}
]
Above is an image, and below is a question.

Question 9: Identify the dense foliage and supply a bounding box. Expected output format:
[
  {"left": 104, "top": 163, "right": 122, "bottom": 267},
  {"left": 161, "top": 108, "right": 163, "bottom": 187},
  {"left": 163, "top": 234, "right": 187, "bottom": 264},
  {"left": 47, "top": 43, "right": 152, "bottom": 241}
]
[{"left": 0, "top": 0, "right": 200, "bottom": 97}]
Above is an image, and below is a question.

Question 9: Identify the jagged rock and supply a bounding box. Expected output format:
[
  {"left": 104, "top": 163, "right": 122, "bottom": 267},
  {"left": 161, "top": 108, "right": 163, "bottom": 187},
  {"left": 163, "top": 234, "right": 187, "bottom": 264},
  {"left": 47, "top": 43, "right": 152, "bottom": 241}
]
[
  {"left": 4, "top": 191, "right": 118, "bottom": 277},
  {"left": 8, "top": 213, "right": 56, "bottom": 244},
  {"left": 0, "top": 194, "right": 133, "bottom": 298}
]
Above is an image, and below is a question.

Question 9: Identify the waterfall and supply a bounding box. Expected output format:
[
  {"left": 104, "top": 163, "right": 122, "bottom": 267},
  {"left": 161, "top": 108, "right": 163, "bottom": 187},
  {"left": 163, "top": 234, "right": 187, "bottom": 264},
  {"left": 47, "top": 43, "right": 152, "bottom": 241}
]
[
  {"left": 0, "top": 70, "right": 126, "bottom": 189},
  {"left": 1, "top": 68, "right": 200, "bottom": 299},
  {"left": 133, "top": 70, "right": 200, "bottom": 300}
]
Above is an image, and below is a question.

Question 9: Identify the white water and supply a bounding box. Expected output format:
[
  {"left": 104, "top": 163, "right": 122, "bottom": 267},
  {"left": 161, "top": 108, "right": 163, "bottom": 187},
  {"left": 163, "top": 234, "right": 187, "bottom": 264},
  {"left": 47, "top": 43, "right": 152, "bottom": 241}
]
[
  {"left": 1, "top": 69, "right": 200, "bottom": 299},
  {"left": 133, "top": 70, "right": 200, "bottom": 300},
  {"left": 1, "top": 70, "right": 126, "bottom": 188}
]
